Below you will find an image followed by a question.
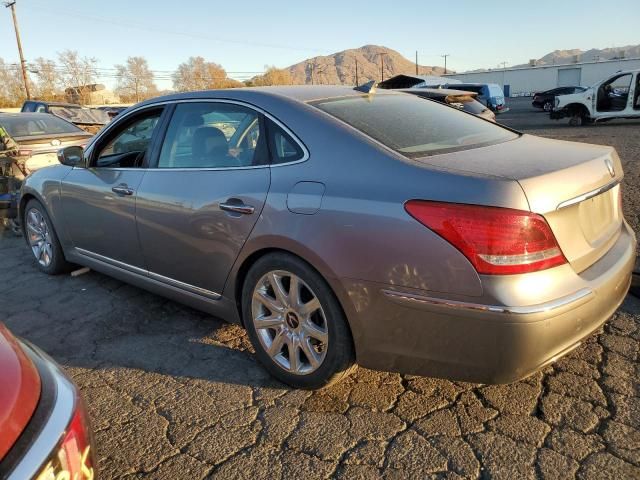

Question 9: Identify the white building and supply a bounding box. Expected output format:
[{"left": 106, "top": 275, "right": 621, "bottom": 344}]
[{"left": 444, "top": 57, "right": 640, "bottom": 97}]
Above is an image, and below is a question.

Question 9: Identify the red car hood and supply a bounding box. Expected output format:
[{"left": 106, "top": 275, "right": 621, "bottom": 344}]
[{"left": 0, "top": 324, "right": 40, "bottom": 461}]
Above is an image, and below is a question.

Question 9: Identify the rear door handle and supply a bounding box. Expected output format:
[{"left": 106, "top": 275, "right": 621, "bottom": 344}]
[
  {"left": 112, "top": 184, "right": 134, "bottom": 196},
  {"left": 219, "top": 202, "right": 255, "bottom": 215}
]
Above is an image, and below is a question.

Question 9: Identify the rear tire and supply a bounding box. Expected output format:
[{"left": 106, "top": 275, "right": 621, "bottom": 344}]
[
  {"left": 23, "top": 199, "right": 72, "bottom": 275},
  {"left": 242, "top": 252, "right": 355, "bottom": 389}
]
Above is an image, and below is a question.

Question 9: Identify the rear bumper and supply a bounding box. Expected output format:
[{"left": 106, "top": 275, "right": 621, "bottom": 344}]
[{"left": 347, "top": 221, "right": 636, "bottom": 384}]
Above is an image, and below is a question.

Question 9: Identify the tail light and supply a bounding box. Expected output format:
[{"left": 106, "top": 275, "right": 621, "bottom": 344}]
[
  {"left": 405, "top": 200, "right": 567, "bottom": 275},
  {"left": 35, "top": 396, "right": 95, "bottom": 480}
]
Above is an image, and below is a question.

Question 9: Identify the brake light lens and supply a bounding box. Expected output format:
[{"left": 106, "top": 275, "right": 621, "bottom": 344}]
[
  {"left": 35, "top": 397, "right": 94, "bottom": 480},
  {"left": 405, "top": 200, "right": 567, "bottom": 275}
]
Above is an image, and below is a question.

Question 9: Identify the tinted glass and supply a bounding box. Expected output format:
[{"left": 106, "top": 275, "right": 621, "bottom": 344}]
[
  {"left": 311, "top": 94, "right": 517, "bottom": 158},
  {"left": 159, "top": 102, "right": 262, "bottom": 168},
  {"left": 98, "top": 112, "right": 161, "bottom": 159},
  {"left": 268, "top": 120, "right": 304, "bottom": 164},
  {"left": 0, "top": 115, "right": 83, "bottom": 137}
]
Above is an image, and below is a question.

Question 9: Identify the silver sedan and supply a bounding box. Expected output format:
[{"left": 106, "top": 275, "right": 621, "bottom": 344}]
[{"left": 19, "top": 86, "right": 636, "bottom": 389}]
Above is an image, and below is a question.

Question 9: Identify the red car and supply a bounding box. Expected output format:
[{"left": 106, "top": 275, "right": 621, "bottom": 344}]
[{"left": 0, "top": 323, "right": 95, "bottom": 479}]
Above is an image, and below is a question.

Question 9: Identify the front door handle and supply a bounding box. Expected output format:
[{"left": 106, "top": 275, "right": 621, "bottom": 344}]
[
  {"left": 112, "top": 184, "right": 134, "bottom": 196},
  {"left": 219, "top": 202, "right": 255, "bottom": 215}
]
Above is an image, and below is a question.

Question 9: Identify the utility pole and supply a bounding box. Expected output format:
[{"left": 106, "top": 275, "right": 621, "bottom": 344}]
[
  {"left": 441, "top": 54, "right": 449, "bottom": 75},
  {"left": 4, "top": 0, "right": 30, "bottom": 99},
  {"left": 415, "top": 51, "right": 419, "bottom": 75},
  {"left": 355, "top": 59, "right": 359, "bottom": 86},
  {"left": 499, "top": 61, "right": 508, "bottom": 90},
  {"left": 379, "top": 53, "right": 387, "bottom": 82}
]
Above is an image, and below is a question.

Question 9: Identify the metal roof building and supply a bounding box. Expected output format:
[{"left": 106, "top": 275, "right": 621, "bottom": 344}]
[{"left": 443, "top": 57, "right": 640, "bottom": 97}]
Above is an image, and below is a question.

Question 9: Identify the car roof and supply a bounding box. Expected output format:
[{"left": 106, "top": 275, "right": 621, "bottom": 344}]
[
  {"left": 25, "top": 100, "right": 83, "bottom": 108},
  {"left": 399, "top": 87, "right": 478, "bottom": 96},
  {"left": 0, "top": 112, "right": 70, "bottom": 119},
  {"left": 136, "top": 85, "right": 401, "bottom": 109}
]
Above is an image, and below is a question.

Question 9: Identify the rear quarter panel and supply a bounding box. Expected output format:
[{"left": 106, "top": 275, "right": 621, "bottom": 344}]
[{"left": 225, "top": 98, "right": 530, "bottom": 323}]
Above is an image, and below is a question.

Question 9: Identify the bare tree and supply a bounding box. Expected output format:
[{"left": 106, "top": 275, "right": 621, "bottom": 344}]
[
  {"left": 31, "top": 57, "right": 61, "bottom": 101},
  {"left": 57, "top": 50, "right": 97, "bottom": 104},
  {"left": 172, "top": 57, "right": 242, "bottom": 91},
  {"left": 115, "top": 56, "right": 157, "bottom": 102},
  {"left": 251, "top": 66, "right": 292, "bottom": 86},
  {"left": 0, "top": 58, "right": 26, "bottom": 106}
]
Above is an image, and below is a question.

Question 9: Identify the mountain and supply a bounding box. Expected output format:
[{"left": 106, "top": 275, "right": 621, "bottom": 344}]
[
  {"left": 513, "top": 44, "right": 640, "bottom": 67},
  {"left": 285, "top": 45, "right": 447, "bottom": 85}
]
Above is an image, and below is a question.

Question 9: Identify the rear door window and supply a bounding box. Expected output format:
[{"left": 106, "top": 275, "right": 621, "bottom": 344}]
[
  {"left": 157, "top": 102, "right": 267, "bottom": 169},
  {"left": 311, "top": 94, "right": 517, "bottom": 158}
]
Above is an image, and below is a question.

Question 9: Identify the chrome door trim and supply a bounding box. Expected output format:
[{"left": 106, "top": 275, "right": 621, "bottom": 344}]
[
  {"left": 382, "top": 287, "right": 594, "bottom": 317},
  {"left": 76, "top": 247, "right": 148, "bottom": 276},
  {"left": 147, "top": 271, "right": 222, "bottom": 300},
  {"left": 75, "top": 248, "right": 222, "bottom": 300},
  {"left": 88, "top": 98, "right": 310, "bottom": 168},
  {"left": 556, "top": 179, "right": 619, "bottom": 210}
]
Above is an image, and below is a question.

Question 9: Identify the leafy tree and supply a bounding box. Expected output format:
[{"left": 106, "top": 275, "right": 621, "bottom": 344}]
[
  {"left": 57, "top": 50, "right": 98, "bottom": 104},
  {"left": 0, "top": 58, "right": 26, "bottom": 107},
  {"left": 115, "top": 56, "right": 157, "bottom": 102},
  {"left": 31, "top": 57, "right": 61, "bottom": 101},
  {"left": 172, "top": 57, "right": 242, "bottom": 91},
  {"left": 251, "top": 66, "right": 292, "bottom": 86}
]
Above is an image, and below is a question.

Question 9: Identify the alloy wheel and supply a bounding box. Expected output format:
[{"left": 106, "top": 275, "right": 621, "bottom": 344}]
[
  {"left": 251, "top": 270, "right": 328, "bottom": 375},
  {"left": 26, "top": 208, "right": 53, "bottom": 267}
]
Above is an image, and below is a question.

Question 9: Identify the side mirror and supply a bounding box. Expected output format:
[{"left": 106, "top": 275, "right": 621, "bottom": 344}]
[{"left": 57, "top": 145, "right": 85, "bottom": 167}]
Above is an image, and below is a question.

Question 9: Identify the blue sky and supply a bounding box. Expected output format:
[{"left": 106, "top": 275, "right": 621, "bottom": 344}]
[{"left": 1, "top": 0, "right": 639, "bottom": 89}]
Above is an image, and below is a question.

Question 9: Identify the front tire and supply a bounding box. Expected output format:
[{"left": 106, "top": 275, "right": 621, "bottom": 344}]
[
  {"left": 543, "top": 101, "right": 553, "bottom": 112},
  {"left": 23, "top": 199, "right": 72, "bottom": 274},
  {"left": 242, "top": 253, "right": 355, "bottom": 389}
]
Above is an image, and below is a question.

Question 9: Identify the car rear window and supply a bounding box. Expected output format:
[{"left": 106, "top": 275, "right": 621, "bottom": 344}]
[
  {"left": 310, "top": 94, "right": 517, "bottom": 158},
  {"left": 0, "top": 115, "right": 83, "bottom": 137},
  {"left": 488, "top": 85, "right": 504, "bottom": 97}
]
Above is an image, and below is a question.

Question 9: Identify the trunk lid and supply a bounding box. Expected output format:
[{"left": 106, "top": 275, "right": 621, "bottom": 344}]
[
  {"left": 415, "top": 134, "right": 623, "bottom": 272},
  {"left": 0, "top": 323, "right": 41, "bottom": 460},
  {"left": 16, "top": 133, "right": 92, "bottom": 172}
]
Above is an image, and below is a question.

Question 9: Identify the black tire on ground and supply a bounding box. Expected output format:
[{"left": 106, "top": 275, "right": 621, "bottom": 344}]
[
  {"left": 241, "top": 252, "right": 356, "bottom": 389},
  {"left": 23, "top": 199, "right": 72, "bottom": 275},
  {"left": 543, "top": 101, "right": 553, "bottom": 112}
]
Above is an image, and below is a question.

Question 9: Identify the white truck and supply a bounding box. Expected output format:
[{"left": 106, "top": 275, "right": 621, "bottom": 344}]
[{"left": 551, "top": 69, "right": 640, "bottom": 125}]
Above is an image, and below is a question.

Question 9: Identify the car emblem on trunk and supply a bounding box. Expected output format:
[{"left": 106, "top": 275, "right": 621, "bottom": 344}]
[
  {"left": 51, "top": 139, "right": 61, "bottom": 146},
  {"left": 605, "top": 158, "right": 615, "bottom": 178}
]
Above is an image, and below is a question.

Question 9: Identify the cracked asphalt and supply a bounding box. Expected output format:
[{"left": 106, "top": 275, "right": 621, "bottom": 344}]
[{"left": 1, "top": 108, "right": 639, "bottom": 479}]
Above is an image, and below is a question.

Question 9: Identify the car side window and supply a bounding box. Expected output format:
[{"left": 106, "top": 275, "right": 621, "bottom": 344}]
[
  {"left": 35, "top": 104, "right": 47, "bottom": 113},
  {"left": 94, "top": 109, "right": 162, "bottom": 168},
  {"left": 268, "top": 120, "right": 305, "bottom": 164},
  {"left": 158, "top": 102, "right": 265, "bottom": 169}
]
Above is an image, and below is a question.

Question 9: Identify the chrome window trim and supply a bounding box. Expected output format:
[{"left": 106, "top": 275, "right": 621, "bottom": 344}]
[
  {"left": 75, "top": 247, "right": 222, "bottom": 300},
  {"left": 382, "top": 287, "right": 594, "bottom": 316},
  {"left": 556, "top": 179, "right": 619, "bottom": 210},
  {"left": 7, "top": 344, "right": 76, "bottom": 480},
  {"left": 87, "top": 98, "right": 309, "bottom": 170}
]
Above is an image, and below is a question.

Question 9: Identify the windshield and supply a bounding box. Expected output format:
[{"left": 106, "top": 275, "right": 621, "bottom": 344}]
[
  {"left": 49, "top": 106, "right": 110, "bottom": 125},
  {"left": 488, "top": 85, "right": 504, "bottom": 97},
  {"left": 0, "top": 115, "right": 84, "bottom": 137},
  {"left": 311, "top": 94, "right": 517, "bottom": 158}
]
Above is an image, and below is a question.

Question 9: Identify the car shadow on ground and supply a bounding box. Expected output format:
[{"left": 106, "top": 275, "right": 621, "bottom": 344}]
[{"left": 1, "top": 231, "right": 286, "bottom": 390}]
